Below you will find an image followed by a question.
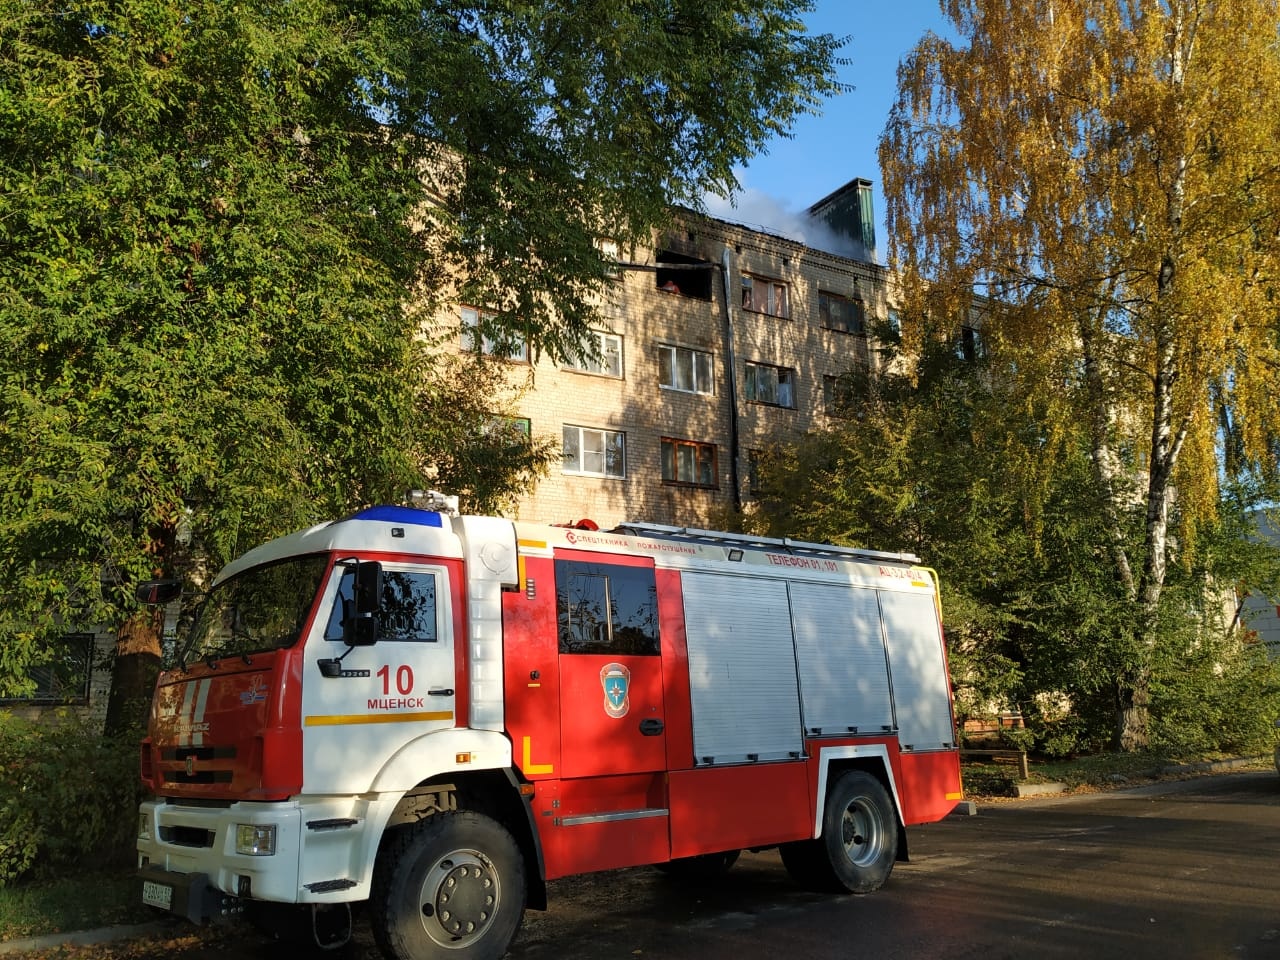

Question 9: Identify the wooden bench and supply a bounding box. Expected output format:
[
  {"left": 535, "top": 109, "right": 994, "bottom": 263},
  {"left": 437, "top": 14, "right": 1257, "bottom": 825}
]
[{"left": 959, "top": 748, "right": 1030, "bottom": 780}]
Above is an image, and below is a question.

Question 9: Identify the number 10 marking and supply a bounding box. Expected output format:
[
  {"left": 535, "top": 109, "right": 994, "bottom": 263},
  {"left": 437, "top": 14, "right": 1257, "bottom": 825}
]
[{"left": 377, "top": 664, "right": 414, "bottom": 695}]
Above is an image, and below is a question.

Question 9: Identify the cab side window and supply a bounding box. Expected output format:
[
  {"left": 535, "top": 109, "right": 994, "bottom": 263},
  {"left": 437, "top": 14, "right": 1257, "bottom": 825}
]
[
  {"left": 324, "top": 569, "right": 439, "bottom": 643},
  {"left": 555, "top": 559, "right": 659, "bottom": 656}
]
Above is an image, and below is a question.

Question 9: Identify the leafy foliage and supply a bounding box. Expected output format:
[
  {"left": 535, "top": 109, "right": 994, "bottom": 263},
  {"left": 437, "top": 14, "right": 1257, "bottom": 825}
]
[
  {"left": 0, "top": 712, "right": 139, "bottom": 885},
  {"left": 880, "top": 0, "right": 1280, "bottom": 748},
  {"left": 0, "top": 0, "right": 841, "bottom": 698},
  {"left": 749, "top": 333, "right": 1280, "bottom": 758}
]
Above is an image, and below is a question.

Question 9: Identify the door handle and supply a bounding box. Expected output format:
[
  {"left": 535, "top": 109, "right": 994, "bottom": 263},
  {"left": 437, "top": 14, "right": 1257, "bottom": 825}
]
[
  {"left": 639, "top": 718, "right": 664, "bottom": 736},
  {"left": 428, "top": 688, "right": 454, "bottom": 697}
]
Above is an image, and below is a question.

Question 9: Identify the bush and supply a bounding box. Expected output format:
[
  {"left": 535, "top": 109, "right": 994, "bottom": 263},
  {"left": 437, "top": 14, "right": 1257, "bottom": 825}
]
[
  {"left": 1151, "top": 632, "right": 1280, "bottom": 757},
  {"left": 0, "top": 711, "right": 140, "bottom": 886}
]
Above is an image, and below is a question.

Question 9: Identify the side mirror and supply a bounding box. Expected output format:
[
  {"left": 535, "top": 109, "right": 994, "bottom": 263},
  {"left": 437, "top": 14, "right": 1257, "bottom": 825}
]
[
  {"left": 342, "top": 561, "right": 382, "bottom": 647},
  {"left": 136, "top": 579, "right": 182, "bottom": 605}
]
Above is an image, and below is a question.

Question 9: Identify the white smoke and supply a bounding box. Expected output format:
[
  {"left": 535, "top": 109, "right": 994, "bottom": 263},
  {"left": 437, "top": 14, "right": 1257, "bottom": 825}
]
[{"left": 701, "top": 186, "right": 871, "bottom": 262}]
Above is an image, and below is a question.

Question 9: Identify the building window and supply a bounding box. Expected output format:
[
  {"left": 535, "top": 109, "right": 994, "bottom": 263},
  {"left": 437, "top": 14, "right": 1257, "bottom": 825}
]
[
  {"left": 562, "top": 425, "right": 626, "bottom": 478},
  {"left": 460, "top": 305, "right": 528, "bottom": 362},
  {"left": 959, "top": 325, "right": 983, "bottom": 362},
  {"left": 661, "top": 438, "right": 718, "bottom": 488},
  {"left": 655, "top": 250, "right": 712, "bottom": 300},
  {"left": 823, "top": 374, "right": 859, "bottom": 416},
  {"left": 595, "top": 237, "right": 621, "bottom": 278},
  {"left": 563, "top": 330, "right": 623, "bottom": 378},
  {"left": 819, "top": 291, "right": 865, "bottom": 335},
  {"left": 744, "top": 361, "right": 796, "bottom": 408},
  {"left": 657, "top": 343, "right": 714, "bottom": 395},
  {"left": 746, "top": 449, "right": 764, "bottom": 497},
  {"left": 741, "top": 275, "right": 789, "bottom": 318},
  {"left": 0, "top": 633, "right": 93, "bottom": 704},
  {"left": 480, "top": 416, "right": 532, "bottom": 446}
]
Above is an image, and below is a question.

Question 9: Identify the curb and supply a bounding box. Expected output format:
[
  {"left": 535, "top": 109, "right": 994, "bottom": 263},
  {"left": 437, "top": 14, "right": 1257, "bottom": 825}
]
[
  {"left": 0, "top": 921, "right": 169, "bottom": 956},
  {"left": 1013, "top": 781, "right": 1068, "bottom": 798}
]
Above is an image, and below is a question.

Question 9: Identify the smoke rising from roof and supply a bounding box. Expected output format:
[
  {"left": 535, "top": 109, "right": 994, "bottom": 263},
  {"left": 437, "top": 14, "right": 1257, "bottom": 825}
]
[{"left": 702, "top": 186, "right": 871, "bottom": 262}]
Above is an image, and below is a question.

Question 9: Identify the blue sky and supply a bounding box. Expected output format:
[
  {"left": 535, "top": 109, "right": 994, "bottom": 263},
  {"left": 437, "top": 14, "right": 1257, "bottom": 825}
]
[{"left": 703, "top": 0, "right": 952, "bottom": 261}]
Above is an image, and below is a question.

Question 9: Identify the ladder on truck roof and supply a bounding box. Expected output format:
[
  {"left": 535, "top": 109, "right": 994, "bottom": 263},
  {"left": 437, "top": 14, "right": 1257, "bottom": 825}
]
[{"left": 610, "top": 521, "right": 920, "bottom": 566}]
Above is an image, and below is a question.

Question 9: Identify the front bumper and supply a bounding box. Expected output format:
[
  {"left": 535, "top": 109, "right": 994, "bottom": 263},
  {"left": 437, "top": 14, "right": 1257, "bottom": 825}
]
[
  {"left": 138, "top": 865, "right": 239, "bottom": 924},
  {"left": 136, "top": 794, "right": 397, "bottom": 917}
]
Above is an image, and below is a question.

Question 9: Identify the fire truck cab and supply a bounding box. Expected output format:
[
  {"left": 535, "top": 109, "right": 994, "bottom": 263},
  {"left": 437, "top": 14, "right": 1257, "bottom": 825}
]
[{"left": 136, "top": 497, "right": 963, "bottom": 960}]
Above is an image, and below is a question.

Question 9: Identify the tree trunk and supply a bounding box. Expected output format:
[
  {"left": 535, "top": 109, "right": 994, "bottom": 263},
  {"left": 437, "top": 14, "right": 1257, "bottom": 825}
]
[
  {"left": 1114, "top": 666, "right": 1152, "bottom": 752},
  {"left": 103, "top": 608, "right": 164, "bottom": 738}
]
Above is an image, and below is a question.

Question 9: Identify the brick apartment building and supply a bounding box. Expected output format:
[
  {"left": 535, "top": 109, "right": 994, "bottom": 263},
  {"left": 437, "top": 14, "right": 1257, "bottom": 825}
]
[{"left": 457, "top": 177, "right": 897, "bottom": 530}]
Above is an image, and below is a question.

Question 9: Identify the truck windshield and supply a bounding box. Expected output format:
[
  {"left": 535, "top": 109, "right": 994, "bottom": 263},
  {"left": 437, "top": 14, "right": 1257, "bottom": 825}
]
[{"left": 180, "top": 555, "right": 330, "bottom": 663}]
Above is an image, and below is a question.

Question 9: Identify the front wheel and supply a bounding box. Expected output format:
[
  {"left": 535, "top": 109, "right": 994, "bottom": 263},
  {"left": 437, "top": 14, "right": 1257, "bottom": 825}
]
[
  {"left": 781, "top": 770, "right": 898, "bottom": 894},
  {"left": 369, "top": 811, "right": 526, "bottom": 960}
]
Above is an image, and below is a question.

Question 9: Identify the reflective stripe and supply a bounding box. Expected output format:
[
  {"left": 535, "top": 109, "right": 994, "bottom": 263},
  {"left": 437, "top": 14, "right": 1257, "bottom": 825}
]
[{"left": 303, "top": 711, "right": 454, "bottom": 726}]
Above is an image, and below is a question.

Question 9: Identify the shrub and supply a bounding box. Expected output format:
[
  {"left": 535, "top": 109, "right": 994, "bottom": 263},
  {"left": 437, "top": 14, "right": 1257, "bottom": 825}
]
[
  {"left": 0, "top": 711, "right": 140, "bottom": 886},
  {"left": 1151, "top": 632, "right": 1280, "bottom": 757}
]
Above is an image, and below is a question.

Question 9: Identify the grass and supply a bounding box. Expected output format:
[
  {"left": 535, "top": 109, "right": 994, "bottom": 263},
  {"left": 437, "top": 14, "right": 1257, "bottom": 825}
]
[
  {"left": 0, "top": 866, "right": 153, "bottom": 943},
  {"left": 961, "top": 748, "right": 1274, "bottom": 798}
]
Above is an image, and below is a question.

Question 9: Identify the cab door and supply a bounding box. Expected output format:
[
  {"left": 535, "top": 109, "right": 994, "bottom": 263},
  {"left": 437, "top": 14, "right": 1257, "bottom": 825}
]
[
  {"left": 554, "top": 553, "right": 668, "bottom": 778},
  {"left": 300, "top": 560, "right": 458, "bottom": 795}
]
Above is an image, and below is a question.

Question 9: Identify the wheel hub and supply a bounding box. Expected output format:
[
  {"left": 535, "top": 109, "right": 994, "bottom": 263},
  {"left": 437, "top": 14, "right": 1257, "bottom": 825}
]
[
  {"left": 841, "top": 799, "right": 884, "bottom": 866},
  {"left": 420, "top": 851, "right": 500, "bottom": 947}
]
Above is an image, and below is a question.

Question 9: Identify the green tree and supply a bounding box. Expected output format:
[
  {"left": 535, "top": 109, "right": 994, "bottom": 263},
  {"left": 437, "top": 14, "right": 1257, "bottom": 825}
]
[
  {"left": 880, "top": 0, "right": 1280, "bottom": 749},
  {"left": 751, "top": 336, "right": 1280, "bottom": 756},
  {"left": 0, "top": 0, "right": 842, "bottom": 728}
]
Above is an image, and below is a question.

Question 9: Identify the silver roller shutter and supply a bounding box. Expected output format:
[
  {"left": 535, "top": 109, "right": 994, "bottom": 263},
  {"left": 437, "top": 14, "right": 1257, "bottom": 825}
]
[
  {"left": 879, "top": 589, "right": 955, "bottom": 751},
  {"left": 680, "top": 572, "right": 804, "bottom": 764},
  {"left": 789, "top": 582, "right": 894, "bottom": 736}
]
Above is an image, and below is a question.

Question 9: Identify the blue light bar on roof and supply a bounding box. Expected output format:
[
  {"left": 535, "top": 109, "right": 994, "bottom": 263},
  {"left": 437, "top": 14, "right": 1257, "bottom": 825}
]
[{"left": 348, "top": 505, "right": 444, "bottom": 527}]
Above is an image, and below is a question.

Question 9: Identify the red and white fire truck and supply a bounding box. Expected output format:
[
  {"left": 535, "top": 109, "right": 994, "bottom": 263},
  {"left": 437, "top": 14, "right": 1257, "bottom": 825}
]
[{"left": 136, "top": 494, "right": 964, "bottom": 960}]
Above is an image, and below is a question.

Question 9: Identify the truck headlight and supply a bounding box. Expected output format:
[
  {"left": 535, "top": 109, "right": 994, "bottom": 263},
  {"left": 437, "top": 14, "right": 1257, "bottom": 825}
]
[
  {"left": 137, "top": 813, "right": 151, "bottom": 842},
  {"left": 235, "top": 823, "right": 277, "bottom": 856}
]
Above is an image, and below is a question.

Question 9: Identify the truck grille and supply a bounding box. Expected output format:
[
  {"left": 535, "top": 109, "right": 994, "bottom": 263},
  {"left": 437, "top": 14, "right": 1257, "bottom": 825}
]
[
  {"left": 160, "top": 745, "right": 237, "bottom": 785},
  {"left": 159, "top": 825, "right": 216, "bottom": 848}
]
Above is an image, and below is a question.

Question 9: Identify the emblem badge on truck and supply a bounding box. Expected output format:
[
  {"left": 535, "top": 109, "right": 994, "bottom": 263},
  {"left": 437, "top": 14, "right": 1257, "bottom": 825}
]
[
  {"left": 240, "top": 675, "right": 267, "bottom": 707},
  {"left": 600, "top": 662, "right": 630, "bottom": 719}
]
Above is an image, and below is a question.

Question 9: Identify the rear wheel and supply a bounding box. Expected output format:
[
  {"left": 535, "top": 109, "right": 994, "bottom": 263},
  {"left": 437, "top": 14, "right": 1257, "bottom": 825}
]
[
  {"left": 370, "top": 811, "right": 525, "bottom": 960},
  {"left": 781, "top": 770, "right": 898, "bottom": 894}
]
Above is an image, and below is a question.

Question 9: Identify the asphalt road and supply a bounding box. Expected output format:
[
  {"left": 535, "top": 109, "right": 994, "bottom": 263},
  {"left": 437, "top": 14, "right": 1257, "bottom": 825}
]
[{"left": 55, "top": 770, "right": 1280, "bottom": 960}]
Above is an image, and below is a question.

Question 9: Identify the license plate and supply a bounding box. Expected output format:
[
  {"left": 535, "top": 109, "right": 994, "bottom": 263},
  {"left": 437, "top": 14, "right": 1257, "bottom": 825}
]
[{"left": 142, "top": 880, "right": 173, "bottom": 910}]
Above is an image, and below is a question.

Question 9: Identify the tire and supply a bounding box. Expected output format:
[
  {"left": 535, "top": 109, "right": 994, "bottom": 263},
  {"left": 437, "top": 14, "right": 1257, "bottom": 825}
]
[
  {"left": 781, "top": 770, "right": 898, "bottom": 894},
  {"left": 369, "top": 811, "right": 526, "bottom": 960},
  {"left": 655, "top": 849, "right": 741, "bottom": 882}
]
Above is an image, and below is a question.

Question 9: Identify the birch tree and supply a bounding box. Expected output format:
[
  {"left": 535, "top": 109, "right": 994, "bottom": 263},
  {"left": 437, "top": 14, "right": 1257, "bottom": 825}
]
[{"left": 881, "top": 0, "right": 1280, "bottom": 749}]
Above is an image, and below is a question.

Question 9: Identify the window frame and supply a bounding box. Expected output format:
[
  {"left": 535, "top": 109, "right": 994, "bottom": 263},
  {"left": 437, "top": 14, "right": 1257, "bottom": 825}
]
[
  {"left": 555, "top": 558, "right": 661, "bottom": 656},
  {"left": 0, "top": 632, "right": 94, "bottom": 705},
  {"left": 655, "top": 250, "right": 713, "bottom": 300},
  {"left": 819, "top": 291, "right": 866, "bottom": 336},
  {"left": 563, "top": 329, "right": 624, "bottom": 379},
  {"left": 823, "top": 374, "right": 859, "bottom": 416},
  {"left": 459, "top": 305, "right": 529, "bottom": 363},
  {"left": 660, "top": 437, "right": 719, "bottom": 489},
  {"left": 562, "top": 424, "right": 627, "bottom": 479},
  {"left": 744, "top": 361, "right": 797, "bottom": 409},
  {"left": 657, "top": 343, "right": 715, "bottom": 395},
  {"left": 741, "top": 274, "right": 790, "bottom": 319},
  {"left": 323, "top": 564, "right": 449, "bottom": 645},
  {"left": 595, "top": 237, "right": 621, "bottom": 279}
]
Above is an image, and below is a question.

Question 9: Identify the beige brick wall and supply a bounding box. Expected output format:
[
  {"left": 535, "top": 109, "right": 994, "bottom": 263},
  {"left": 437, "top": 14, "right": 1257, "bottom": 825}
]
[{"left": 449, "top": 214, "right": 894, "bottom": 530}]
